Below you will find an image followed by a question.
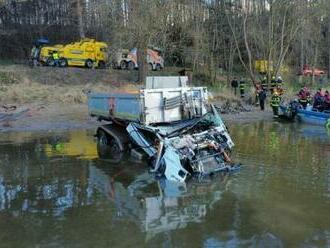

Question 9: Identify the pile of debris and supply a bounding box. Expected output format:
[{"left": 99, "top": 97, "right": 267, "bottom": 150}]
[
  {"left": 0, "top": 105, "right": 30, "bottom": 126},
  {"left": 215, "top": 100, "right": 252, "bottom": 114}
]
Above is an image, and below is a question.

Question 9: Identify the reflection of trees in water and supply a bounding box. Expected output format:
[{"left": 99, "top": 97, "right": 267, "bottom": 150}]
[
  {"left": 231, "top": 122, "right": 328, "bottom": 192},
  {"left": 228, "top": 122, "right": 330, "bottom": 247}
]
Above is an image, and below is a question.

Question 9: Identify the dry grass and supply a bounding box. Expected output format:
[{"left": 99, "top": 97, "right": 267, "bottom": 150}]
[
  {"left": 0, "top": 65, "right": 140, "bottom": 104},
  {"left": 0, "top": 78, "right": 139, "bottom": 104}
]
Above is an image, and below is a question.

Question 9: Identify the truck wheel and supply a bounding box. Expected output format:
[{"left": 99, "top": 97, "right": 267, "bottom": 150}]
[
  {"left": 156, "top": 63, "right": 161, "bottom": 71},
  {"left": 120, "top": 61, "right": 127, "bottom": 70},
  {"left": 98, "top": 61, "right": 106, "bottom": 69},
  {"left": 59, "top": 58, "right": 68, "bottom": 67},
  {"left": 111, "top": 62, "right": 117, "bottom": 69},
  {"left": 85, "top": 59, "right": 94, "bottom": 69},
  {"left": 97, "top": 130, "right": 123, "bottom": 162},
  {"left": 127, "top": 61, "right": 134, "bottom": 70},
  {"left": 47, "top": 58, "right": 55, "bottom": 67},
  {"left": 148, "top": 63, "right": 154, "bottom": 71}
]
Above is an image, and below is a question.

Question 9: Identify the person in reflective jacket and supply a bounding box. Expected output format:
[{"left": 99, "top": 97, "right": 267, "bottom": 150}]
[
  {"left": 239, "top": 78, "right": 245, "bottom": 98},
  {"left": 270, "top": 90, "right": 281, "bottom": 117}
]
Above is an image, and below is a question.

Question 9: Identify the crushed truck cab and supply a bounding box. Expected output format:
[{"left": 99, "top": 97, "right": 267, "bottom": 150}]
[{"left": 88, "top": 76, "right": 238, "bottom": 182}]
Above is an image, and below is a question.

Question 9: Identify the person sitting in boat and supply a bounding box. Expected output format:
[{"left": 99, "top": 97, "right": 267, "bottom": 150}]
[
  {"left": 324, "top": 90, "right": 330, "bottom": 111},
  {"left": 298, "top": 87, "right": 310, "bottom": 109},
  {"left": 313, "top": 88, "right": 325, "bottom": 111}
]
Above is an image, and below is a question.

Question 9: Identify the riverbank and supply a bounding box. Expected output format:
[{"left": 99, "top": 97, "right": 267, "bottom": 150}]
[
  {"left": 0, "top": 64, "right": 275, "bottom": 132},
  {"left": 0, "top": 102, "right": 274, "bottom": 133}
]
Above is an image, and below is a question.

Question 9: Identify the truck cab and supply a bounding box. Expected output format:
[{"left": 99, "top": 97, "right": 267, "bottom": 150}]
[
  {"left": 37, "top": 38, "right": 108, "bottom": 68},
  {"left": 58, "top": 39, "right": 108, "bottom": 68},
  {"left": 112, "top": 47, "right": 164, "bottom": 71}
]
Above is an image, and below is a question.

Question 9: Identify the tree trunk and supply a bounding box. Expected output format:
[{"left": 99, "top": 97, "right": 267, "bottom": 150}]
[
  {"left": 77, "top": 0, "right": 85, "bottom": 39},
  {"left": 311, "top": 45, "right": 318, "bottom": 85},
  {"left": 299, "top": 33, "right": 304, "bottom": 84},
  {"left": 137, "top": 46, "right": 147, "bottom": 84}
]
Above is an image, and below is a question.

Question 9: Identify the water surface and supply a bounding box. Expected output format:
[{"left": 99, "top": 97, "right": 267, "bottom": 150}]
[{"left": 0, "top": 122, "right": 329, "bottom": 247}]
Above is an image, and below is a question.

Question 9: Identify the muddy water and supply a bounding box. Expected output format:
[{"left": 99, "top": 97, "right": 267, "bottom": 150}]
[{"left": 0, "top": 122, "right": 329, "bottom": 247}]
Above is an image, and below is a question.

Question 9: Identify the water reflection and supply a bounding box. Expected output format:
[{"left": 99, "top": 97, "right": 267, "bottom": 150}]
[
  {"left": 0, "top": 123, "right": 329, "bottom": 247},
  {"left": 0, "top": 130, "right": 235, "bottom": 246}
]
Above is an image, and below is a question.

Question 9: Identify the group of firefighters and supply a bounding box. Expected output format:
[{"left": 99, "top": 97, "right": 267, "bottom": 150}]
[
  {"left": 297, "top": 87, "right": 330, "bottom": 111},
  {"left": 231, "top": 74, "right": 330, "bottom": 117},
  {"left": 231, "top": 75, "right": 285, "bottom": 117}
]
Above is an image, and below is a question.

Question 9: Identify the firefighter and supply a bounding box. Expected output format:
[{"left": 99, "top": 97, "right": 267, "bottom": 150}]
[
  {"left": 231, "top": 77, "right": 239, "bottom": 96},
  {"left": 259, "top": 89, "right": 267, "bottom": 111},
  {"left": 239, "top": 78, "right": 245, "bottom": 98},
  {"left": 277, "top": 76, "right": 283, "bottom": 88},
  {"left": 261, "top": 76, "right": 268, "bottom": 91},
  {"left": 52, "top": 51, "right": 59, "bottom": 66},
  {"left": 270, "top": 90, "right": 281, "bottom": 117},
  {"left": 270, "top": 76, "right": 277, "bottom": 94}
]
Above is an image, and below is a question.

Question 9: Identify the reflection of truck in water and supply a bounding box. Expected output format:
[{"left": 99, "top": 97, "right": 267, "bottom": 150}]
[
  {"left": 111, "top": 47, "right": 164, "bottom": 71},
  {"left": 88, "top": 164, "right": 225, "bottom": 241},
  {"left": 34, "top": 38, "right": 108, "bottom": 68},
  {"left": 88, "top": 76, "right": 239, "bottom": 183}
]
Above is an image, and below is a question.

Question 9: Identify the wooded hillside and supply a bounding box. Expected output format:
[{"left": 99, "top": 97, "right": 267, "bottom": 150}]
[{"left": 1, "top": 0, "right": 330, "bottom": 83}]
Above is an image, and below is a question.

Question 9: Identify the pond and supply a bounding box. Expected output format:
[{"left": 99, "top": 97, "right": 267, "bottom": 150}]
[{"left": 0, "top": 122, "right": 329, "bottom": 247}]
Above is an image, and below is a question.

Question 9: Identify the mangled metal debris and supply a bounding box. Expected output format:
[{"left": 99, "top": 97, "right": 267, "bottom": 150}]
[{"left": 88, "top": 76, "right": 239, "bottom": 182}]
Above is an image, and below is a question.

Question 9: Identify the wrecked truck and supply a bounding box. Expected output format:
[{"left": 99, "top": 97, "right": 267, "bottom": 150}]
[{"left": 88, "top": 76, "right": 238, "bottom": 182}]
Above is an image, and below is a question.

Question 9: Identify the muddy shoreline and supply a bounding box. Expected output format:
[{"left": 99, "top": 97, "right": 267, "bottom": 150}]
[{"left": 0, "top": 102, "right": 273, "bottom": 133}]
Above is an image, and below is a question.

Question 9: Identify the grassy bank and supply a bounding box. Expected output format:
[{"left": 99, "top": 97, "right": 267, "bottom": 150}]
[
  {"left": 0, "top": 65, "right": 140, "bottom": 104},
  {"left": 1, "top": 64, "right": 329, "bottom": 106}
]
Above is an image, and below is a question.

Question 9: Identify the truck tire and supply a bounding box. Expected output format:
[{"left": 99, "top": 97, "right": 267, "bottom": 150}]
[
  {"left": 127, "top": 61, "right": 135, "bottom": 70},
  {"left": 148, "top": 63, "right": 154, "bottom": 71},
  {"left": 59, "top": 58, "right": 68, "bottom": 67},
  {"left": 47, "top": 58, "right": 55, "bottom": 67},
  {"left": 111, "top": 62, "right": 118, "bottom": 69},
  {"left": 156, "top": 63, "right": 161, "bottom": 71},
  {"left": 98, "top": 61, "right": 106, "bottom": 69},
  {"left": 120, "top": 60, "right": 127, "bottom": 70},
  {"left": 97, "top": 130, "right": 123, "bottom": 162},
  {"left": 85, "top": 59, "right": 94, "bottom": 69}
]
